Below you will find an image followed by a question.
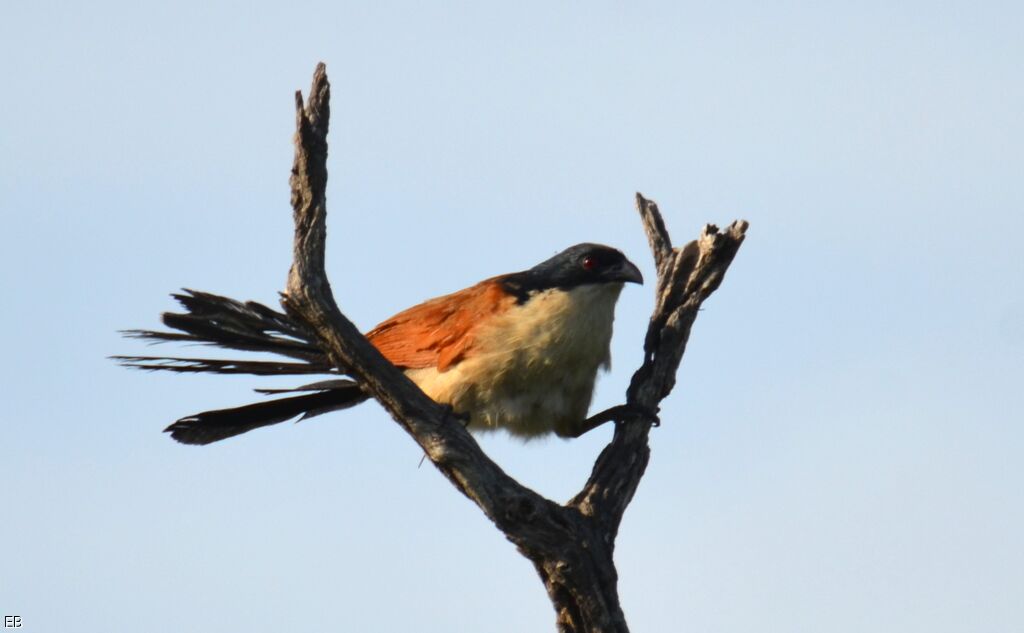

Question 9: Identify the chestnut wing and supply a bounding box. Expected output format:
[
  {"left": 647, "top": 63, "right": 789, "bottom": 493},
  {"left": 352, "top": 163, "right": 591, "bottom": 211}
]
[{"left": 367, "top": 278, "right": 514, "bottom": 371}]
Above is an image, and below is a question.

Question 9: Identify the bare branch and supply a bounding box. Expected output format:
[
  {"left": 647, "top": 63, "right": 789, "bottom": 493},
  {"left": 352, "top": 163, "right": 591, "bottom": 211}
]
[
  {"left": 635, "top": 192, "right": 673, "bottom": 276},
  {"left": 570, "top": 199, "right": 747, "bottom": 544},
  {"left": 282, "top": 65, "right": 511, "bottom": 503},
  {"left": 279, "top": 65, "right": 749, "bottom": 632}
]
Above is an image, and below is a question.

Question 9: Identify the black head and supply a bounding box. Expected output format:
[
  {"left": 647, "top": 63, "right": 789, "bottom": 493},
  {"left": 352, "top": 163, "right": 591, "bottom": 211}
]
[{"left": 501, "top": 243, "right": 643, "bottom": 300}]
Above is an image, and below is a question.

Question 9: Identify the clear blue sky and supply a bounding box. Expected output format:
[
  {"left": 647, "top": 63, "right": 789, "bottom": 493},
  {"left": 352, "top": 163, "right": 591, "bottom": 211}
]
[{"left": 2, "top": 2, "right": 1021, "bottom": 631}]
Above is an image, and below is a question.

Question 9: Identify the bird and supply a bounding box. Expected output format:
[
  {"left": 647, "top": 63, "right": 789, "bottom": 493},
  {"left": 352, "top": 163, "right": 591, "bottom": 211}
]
[{"left": 117, "top": 243, "right": 645, "bottom": 445}]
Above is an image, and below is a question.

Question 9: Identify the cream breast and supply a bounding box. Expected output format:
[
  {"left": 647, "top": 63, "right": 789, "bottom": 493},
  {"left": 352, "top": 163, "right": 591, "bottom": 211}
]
[{"left": 407, "top": 282, "right": 625, "bottom": 438}]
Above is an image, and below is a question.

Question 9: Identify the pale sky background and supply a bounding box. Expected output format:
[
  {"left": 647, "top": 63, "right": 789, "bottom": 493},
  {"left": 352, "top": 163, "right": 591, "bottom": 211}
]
[{"left": 2, "top": 2, "right": 1022, "bottom": 631}]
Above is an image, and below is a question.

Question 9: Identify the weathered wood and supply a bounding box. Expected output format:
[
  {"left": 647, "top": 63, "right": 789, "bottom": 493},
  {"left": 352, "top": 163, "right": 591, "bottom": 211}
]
[{"left": 281, "top": 63, "right": 748, "bottom": 633}]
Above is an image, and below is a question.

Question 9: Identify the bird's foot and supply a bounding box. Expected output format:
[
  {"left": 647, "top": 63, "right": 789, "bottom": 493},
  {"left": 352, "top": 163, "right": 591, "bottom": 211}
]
[{"left": 571, "top": 403, "right": 660, "bottom": 438}]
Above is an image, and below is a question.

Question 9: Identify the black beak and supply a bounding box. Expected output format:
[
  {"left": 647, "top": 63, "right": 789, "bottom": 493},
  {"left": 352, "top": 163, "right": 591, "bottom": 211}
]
[{"left": 613, "top": 258, "right": 644, "bottom": 285}]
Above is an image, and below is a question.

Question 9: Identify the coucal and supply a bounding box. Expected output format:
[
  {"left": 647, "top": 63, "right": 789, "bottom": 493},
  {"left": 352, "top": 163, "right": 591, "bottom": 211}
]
[{"left": 118, "top": 243, "right": 645, "bottom": 445}]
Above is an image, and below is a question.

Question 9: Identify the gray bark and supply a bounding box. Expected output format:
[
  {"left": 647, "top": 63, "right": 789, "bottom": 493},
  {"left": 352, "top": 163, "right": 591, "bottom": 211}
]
[{"left": 282, "top": 63, "right": 748, "bottom": 633}]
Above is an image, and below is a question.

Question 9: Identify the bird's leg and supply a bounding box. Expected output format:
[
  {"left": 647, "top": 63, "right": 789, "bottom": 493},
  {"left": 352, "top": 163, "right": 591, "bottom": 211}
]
[{"left": 570, "top": 403, "right": 660, "bottom": 438}]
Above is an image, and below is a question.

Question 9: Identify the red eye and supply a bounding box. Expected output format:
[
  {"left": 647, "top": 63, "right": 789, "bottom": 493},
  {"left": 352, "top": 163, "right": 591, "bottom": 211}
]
[{"left": 582, "top": 255, "right": 597, "bottom": 271}]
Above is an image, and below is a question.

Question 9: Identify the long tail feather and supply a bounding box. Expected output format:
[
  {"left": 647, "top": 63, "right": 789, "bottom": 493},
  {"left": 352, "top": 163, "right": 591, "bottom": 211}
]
[
  {"left": 131, "top": 289, "right": 324, "bottom": 359},
  {"left": 254, "top": 379, "right": 359, "bottom": 394},
  {"left": 119, "top": 290, "right": 370, "bottom": 444},
  {"left": 118, "top": 289, "right": 337, "bottom": 376},
  {"left": 165, "top": 383, "right": 369, "bottom": 445},
  {"left": 111, "top": 356, "right": 334, "bottom": 376}
]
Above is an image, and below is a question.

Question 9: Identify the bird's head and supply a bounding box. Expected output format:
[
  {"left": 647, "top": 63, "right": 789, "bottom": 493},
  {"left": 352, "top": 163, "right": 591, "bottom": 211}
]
[{"left": 501, "top": 243, "right": 643, "bottom": 299}]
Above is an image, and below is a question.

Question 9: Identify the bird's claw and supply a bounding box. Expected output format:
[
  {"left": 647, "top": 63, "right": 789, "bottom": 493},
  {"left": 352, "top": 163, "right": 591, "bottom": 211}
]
[
  {"left": 610, "top": 403, "right": 660, "bottom": 427},
  {"left": 572, "top": 402, "right": 660, "bottom": 438}
]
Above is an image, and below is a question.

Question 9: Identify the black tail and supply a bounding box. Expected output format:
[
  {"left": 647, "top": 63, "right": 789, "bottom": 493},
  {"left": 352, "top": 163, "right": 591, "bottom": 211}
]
[
  {"left": 115, "top": 289, "right": 367, "bottom": 444},
  {"left": 165, "top": 380, "right": 369, "bottom": 445},
  {"left": 113, "top": 289, "right": 337, "bottom": 375}
]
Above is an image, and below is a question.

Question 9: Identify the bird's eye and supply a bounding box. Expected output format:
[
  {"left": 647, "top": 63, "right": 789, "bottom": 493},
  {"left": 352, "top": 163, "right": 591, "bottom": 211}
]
[{"left": 582, "top": 255, "right": 598, "bottom": 271}]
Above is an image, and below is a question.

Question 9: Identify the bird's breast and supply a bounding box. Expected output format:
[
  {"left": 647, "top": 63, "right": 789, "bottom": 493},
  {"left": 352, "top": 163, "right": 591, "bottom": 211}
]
[{"left": 407, "top": 283, "right": 624, "bottom": 438}]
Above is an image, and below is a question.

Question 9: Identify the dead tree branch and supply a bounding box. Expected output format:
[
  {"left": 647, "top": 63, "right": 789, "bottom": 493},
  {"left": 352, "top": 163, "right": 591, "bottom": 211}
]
[{"left": 283, "top": 64, "right": 746, "bottom": 632}]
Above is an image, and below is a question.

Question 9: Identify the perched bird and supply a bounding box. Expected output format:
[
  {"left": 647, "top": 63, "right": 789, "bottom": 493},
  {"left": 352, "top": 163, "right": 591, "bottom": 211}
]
[{"left": 118, "top": 243, "right": 644, "bottom": 445}]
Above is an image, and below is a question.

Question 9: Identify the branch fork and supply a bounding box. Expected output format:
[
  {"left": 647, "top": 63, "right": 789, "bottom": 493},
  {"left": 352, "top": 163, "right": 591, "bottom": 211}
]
[{"left": 282, "top": 63, "right": 747, "bottom": 633}]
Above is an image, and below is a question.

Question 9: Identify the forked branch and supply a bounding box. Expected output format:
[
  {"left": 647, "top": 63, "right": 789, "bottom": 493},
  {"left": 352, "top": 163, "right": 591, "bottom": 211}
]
[{"left": 280, "top": 63, "right": 747, "bottom": 633}]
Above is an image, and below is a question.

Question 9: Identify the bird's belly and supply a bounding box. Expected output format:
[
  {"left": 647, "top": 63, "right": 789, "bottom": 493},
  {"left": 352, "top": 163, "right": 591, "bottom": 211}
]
[
  {"left": 406, "top": 284, "right": 620, "bottom": 438},
  {"left": 408, "top": 350, "right": 600, "bottom": 438}
]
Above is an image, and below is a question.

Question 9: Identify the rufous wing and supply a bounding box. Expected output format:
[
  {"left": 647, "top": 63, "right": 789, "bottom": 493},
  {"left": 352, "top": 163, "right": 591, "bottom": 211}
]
[{"left": 366, "top": 278, "right": 515, "bottom": 371}]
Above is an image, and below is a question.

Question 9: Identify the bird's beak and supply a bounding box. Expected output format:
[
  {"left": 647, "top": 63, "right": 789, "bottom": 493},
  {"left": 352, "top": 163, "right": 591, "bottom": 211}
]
[{"left": 613, "top": 259, "right": 644, "bottom": 285}]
